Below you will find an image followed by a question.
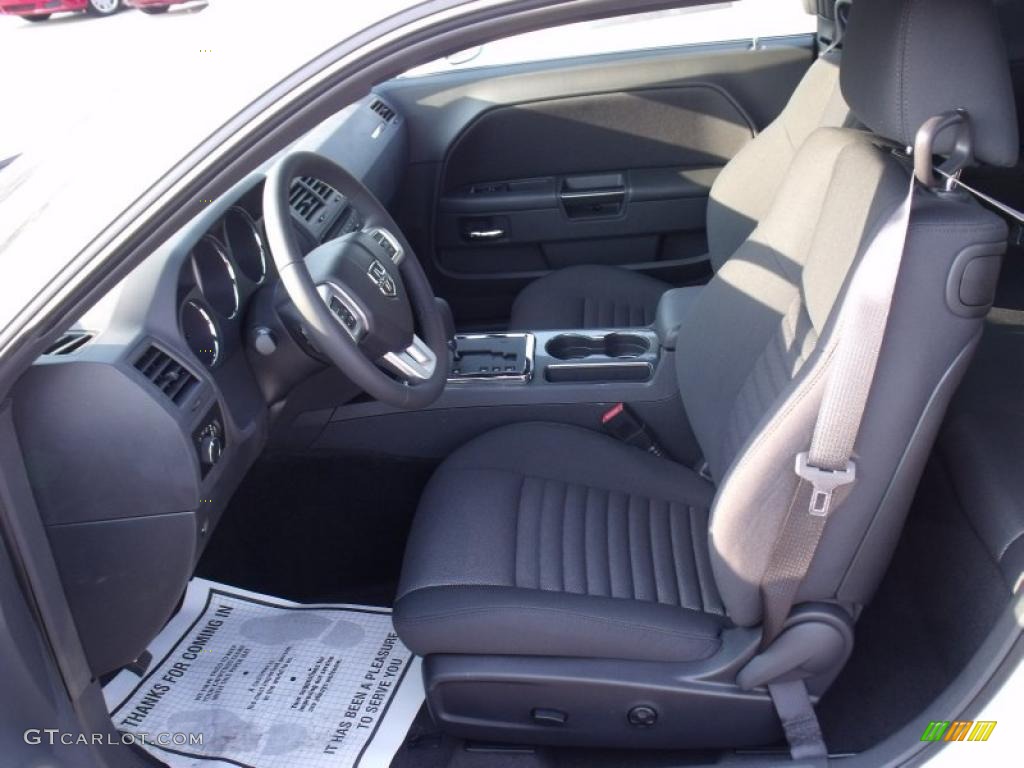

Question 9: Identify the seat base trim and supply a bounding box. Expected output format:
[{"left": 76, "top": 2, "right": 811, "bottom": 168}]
[{"left": 418, "top": 627, "right": 791, "bottom": 750}]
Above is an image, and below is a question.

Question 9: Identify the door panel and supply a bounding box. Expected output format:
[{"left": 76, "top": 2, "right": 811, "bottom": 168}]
[
  {"left": 443, "top": 86, "right": 753, "bottom": 187},
  {"left": 380, "top": 37, "right": 816, "bottom": 327},
  {"left": 436, "top": 167, "right": 715, "bottom": 275}
]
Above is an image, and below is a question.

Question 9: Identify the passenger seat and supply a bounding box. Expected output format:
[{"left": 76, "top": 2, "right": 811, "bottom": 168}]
[{"left": 509, "top": 47, "right": 850, "bottom": 330}]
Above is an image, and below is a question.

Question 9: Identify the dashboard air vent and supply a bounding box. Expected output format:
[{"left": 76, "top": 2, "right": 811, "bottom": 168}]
[
  {"left": 44, "top": 331, "right": 93, "bottom": 355},
  {"left": 134, "top": 345, "right": 199, "bottom": 406},
  {"left": 370, "top": 99, "right": 396, "bottom": 123},
  {"left": 288, "top": 176, "right": 336, "bottom": 222}
]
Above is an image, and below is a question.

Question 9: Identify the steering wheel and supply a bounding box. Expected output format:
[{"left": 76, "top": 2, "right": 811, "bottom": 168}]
[{"left": 263, "top": 152, "right": 449, "bottom": 409}]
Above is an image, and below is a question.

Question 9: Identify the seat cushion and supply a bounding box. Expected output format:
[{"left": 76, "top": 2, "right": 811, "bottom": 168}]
[
  {"left": 394, "top": 423, "right": 727, "bottom": 662},
  {"left": 508, "top": 265, "right": 670, "bottom": 331}
]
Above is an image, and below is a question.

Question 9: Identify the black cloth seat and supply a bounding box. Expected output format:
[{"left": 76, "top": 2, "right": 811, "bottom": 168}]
[
  {"left": 394, "top": 422, "right": 727, "bottom": 663},
  {"left": 508, "top": 265, "right": 670, "bottom": 331},
  {"left": 507, "top": 45, "right": 851, "bottom": 332},
  {"left": 393, "top": 0, "right": 1018, "bottom": 750}
]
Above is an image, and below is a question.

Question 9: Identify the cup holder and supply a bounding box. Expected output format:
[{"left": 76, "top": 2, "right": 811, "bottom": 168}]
[{"left": 545, "top": 332, "right": 651, "bottom": 361}]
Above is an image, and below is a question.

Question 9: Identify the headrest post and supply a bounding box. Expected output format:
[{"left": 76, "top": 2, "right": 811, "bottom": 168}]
[
  {"left": 831, "top": 0, "right": 852, "bottom": 48},
  {"left": 913, "top": 111, "right": 974, "bottom": 189}
]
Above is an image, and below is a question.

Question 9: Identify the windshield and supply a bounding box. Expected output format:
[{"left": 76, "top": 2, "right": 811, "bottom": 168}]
[{"left": 0, "top": 0, "right": 425, "bottom": 327}]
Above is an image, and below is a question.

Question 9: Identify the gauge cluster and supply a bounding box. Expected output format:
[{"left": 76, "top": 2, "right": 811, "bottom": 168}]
[{"left": 178, "top": 204, "right": 269, "bottom": 370}]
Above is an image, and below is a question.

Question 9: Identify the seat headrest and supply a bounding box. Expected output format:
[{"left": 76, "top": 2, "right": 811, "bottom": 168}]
[{"left": 841, "top": 0, "right": 1019, "bottom": 167}]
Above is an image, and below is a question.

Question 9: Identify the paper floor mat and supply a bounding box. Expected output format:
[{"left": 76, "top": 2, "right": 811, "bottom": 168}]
[{"left": 103, "top": 578, "right": 423, "bottom": 768}]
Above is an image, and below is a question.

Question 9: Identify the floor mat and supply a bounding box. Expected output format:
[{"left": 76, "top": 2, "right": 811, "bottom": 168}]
[{"left": 103, "top": 578, "right": 424, "bottom": 768}]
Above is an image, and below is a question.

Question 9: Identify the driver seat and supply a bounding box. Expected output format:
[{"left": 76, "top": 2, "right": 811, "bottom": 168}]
[{"left": 394, "top": 0, "right": 1018, "bottom": 750}]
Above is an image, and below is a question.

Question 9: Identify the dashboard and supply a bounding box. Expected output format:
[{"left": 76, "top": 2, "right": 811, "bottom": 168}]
[{"left": 10, "top": 93, "right": 406, "bottom": 676}]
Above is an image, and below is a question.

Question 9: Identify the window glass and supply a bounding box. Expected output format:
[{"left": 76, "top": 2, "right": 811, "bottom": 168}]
[{"left": 403, "top": 1, "right": 816, "bottom": 77}]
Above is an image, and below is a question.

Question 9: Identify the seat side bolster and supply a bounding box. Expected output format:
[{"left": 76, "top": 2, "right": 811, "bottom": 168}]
[{"left": 394, "top": 585, "right": 725, "bottom": 663}]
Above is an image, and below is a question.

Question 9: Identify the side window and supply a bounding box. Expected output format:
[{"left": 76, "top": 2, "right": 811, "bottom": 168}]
[{"left": 402, "top": 0, "right": 817, "bottom": 77}]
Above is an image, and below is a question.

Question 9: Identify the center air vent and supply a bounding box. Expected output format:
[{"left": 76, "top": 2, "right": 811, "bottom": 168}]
[
  {"left": 289, "top": 176, "right": 336, "bottom": 223},
  {"left": 134, "top": 345, "right": 199, "bottom": 406},
  {"left": 370, "top": 99, "right": 396, "bottom": 123},
  {"left": 44, "top": 331, "right": 93, "bottom": 355}
]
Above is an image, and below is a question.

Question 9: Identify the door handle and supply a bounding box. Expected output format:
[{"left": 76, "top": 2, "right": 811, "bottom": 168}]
[
  {"left": 558, "top": 188, "right": 625, "bottom": 205},
  {"left": 559, "top": 187, "right": 626, "bottom": 219},
  {"left": 466, "top": 228, "right": 506, "bottom": 241}
]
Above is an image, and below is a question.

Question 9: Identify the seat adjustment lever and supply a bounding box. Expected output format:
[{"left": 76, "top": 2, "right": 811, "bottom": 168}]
[{"left": 737, "top": 611, "right": 854, "bottom": 691}]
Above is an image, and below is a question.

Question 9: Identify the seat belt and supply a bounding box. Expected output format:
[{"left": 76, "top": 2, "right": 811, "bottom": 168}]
[
  {"left": 761, "top": 171, "right": 916, "bottom": 646},
  {"left": 758, "top": 170, "right": 917, "bottom": 761}
]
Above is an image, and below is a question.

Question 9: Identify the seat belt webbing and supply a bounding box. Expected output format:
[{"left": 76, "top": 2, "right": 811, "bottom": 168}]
[
  {"left": 768, "top": 680, "right": 828, "bottom": 761},
  {"left": 761, "top": 171, "right": 916, "bottom": 646},
  {"left": 758, "top": 173, "right": 916, "bottom": 762}
]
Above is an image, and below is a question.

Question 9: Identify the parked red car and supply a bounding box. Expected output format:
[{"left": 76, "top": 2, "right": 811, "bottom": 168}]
[
  {"left": 0, "top": 0, "right": 121, "bottom": 21},
  {"left": 125, "top": 0, "right": 189, "bottom": 13}
]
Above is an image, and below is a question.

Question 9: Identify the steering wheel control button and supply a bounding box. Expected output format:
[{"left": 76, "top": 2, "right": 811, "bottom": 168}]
[
  {"left": 316, "top": 283, "right": 368, "bottom": 341},
  {"left": 531, "top": 708, "right": 568, "bottom": 727},
  {"left": 370, "top": 228, "right": 405, "bottom": 263},
  {"left": 627, "top": 706, "right": 658, "bottom": 728},
  {"left": 329, "top": 298, "right": 358, "bottom": 331}
]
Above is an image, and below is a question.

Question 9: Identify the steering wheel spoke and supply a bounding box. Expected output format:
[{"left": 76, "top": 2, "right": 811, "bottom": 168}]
[{"left": 381, "top": 334, "right": 437, "bottom": 383}]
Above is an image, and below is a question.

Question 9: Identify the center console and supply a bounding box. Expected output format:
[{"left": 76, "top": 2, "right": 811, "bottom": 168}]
[
  {"left": 310, "top": 288, "right": 701, "bottom": 464},
  {"left": 447, "top": 329, "right": 659, "bottom": 386}
]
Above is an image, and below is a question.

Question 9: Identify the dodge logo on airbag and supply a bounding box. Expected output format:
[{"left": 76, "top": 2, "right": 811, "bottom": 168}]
[{"left": 367, "top": 259, "right": 397, "bottom": 298}]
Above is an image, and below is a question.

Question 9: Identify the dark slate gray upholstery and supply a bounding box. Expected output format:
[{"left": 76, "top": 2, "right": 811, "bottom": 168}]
[
  {"left": 509, "top": 264, "right": 670, "bottom": 331},
  {"left": 681, "top": 128, "right": 1006, "bottom": 626},
  {"left": 704, "top": 49, "right": 849, "bottom": 272},
  {"left": 508, "top": 49, "right": 849, "bottom": 331},
  {"left": 395, "top": 422, "right": 726, "bottom": 662},
  {"left": 396, "top": 0, "right": 1014, "bottom": 680},
  {"left": 841, "top": 0, "right": 1018, "bottom": 167}
]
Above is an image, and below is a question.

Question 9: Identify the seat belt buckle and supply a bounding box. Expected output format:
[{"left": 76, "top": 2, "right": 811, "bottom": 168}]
[
  {"left": 794, "top": 452, "right": 856, "bottom": 517},
  {"left": 601, "top": 403, "right": 664, "bottom": 457}
]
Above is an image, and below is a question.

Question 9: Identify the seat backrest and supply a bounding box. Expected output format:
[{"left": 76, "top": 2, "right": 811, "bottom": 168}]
[
  {"left": 706, "top": 50, "right": 850, "bottom": 272},
  {"left": 675, "top": 0, "right": 1018, "bottom": 627}
]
